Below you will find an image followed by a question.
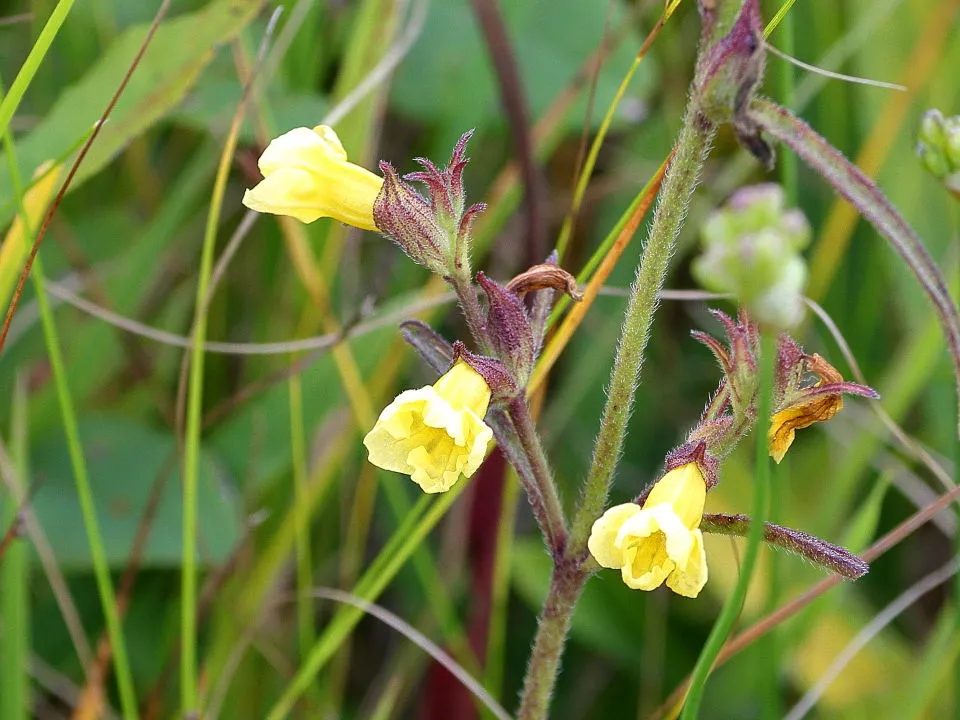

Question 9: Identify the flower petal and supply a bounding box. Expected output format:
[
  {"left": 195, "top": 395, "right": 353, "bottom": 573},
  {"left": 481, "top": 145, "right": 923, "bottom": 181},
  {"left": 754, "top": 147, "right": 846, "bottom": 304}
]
[
  {"left": 587, "top": 503, "right": 643, "bottom": 569},
  {"left": 666, "top": 530, "right": 708, "bottom": 598},
  {"left": 433, "top": 360, "right": 491, "bottom": 416},
  {"left": 620, "top": 504, "right": 695, "bottom": 569},
  {"left": 363, "top": 369, "right": 493, "bottom": 493},
  {"left": 245, "top": 126, "right": 383, "bottom": 230},
  {"left": 643, "top": 463, "right": 706, "bottom": 529},
  {"left": 620, "top": 544, "right": 673, "bottom": 591},
  {"left": 258, "top": 127, "right": 340, "bottom": 176},
  {"left": 362, "top": 389, "right": 435, "bottom": 474}
]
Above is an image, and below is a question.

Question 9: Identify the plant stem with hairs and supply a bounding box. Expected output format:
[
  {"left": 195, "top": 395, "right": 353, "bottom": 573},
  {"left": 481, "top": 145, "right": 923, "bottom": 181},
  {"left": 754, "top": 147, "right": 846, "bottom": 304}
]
[
  {"left": 451, "top": 270, "right": 491, "bottom": 353},
  {"left": 681, "top": 331, "right": 775, "bottom": 717},
  {"left": 515, "top": 2, "right": 768, "bottom": 715},
  {"left": 515, "top": 51, "right": 718, "bottom": 720},
  {"left": 516, "top": 559, "right": 586, "bottom": 720},
  {"left": 507, "top": 397, "right": 568, "bottom": 555},
  {"left": 568, "top": 107, "right": 717, "bottom": 559}
]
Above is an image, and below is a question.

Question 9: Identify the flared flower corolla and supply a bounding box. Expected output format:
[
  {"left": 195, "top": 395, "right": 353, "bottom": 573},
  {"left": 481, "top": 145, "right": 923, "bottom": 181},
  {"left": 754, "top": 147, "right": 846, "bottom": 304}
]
[
  {"left": 588, "top": 463, "right": 708, "bottom": 598},
  {"left": 363, "top": 361, "right": 493, "bottom": 493}
]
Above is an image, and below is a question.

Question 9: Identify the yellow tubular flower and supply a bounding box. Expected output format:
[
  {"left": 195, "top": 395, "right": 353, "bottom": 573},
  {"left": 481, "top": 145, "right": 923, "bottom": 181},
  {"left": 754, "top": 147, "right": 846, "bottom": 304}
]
[
  {"left": 588, "top": 463, "right": 708, "bottom": 598},
  {"left": 242, "top": 125, "right": 383, "bottom": 229},
  {"left": 363, "top": 361, "right": 493, "bottom": 493}
]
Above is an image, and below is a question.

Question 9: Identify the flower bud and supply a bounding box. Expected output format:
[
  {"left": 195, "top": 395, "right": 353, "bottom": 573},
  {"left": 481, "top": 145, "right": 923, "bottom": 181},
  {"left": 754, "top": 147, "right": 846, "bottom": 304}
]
[
  {"left": 688, "top": 311, "right": 877, "bottom": 462},
  {"left": 693, "top": 184, "right": 811, "bottom": 331},
  {"left": 374, "top": 162, "right": 451, "bottom": 276},
  {"left": 477, "top": 273, "right": 536, "bottom": 385},
  {"left": 916, "top": 109, "right": 960, "bottom": 197},
  {"left": 700, "top": 513, "right": 868, "bottom": 579},
  {"left": 372, "top": 131, "right": 484, "bottom": 278}
]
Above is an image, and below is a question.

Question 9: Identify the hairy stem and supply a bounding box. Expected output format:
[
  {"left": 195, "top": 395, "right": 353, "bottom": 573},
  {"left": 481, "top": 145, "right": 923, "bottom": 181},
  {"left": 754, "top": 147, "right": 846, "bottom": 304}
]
[
  {"left": 450, "top": 271, "right": 491, "bottom": 353},
  {"left": 749, "top": 97, "right": 960, "bottom": 438},
  {"left": 682, "top": 330, "right": 775, "bottom": 717},
  {"left": 507, "top": 397, "right": 568, "bottom": 555},
  {"left": 568, "top": 105, "right": 717, "bottom": 557},
  {"left": 515, "top": 51, "right": 718, "bottom": 720},
  {"left": 515, "top": 560, "right": 586, "bottom": 720}
]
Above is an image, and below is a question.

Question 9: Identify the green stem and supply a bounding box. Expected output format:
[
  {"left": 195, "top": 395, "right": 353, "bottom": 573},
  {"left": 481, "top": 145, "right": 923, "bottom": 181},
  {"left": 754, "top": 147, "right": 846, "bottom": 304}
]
[
  {"left": 0, "top": 376, "right": 29, "bottom": 720},
  {"left": 265, "top": 486, "right": 466, "bottom": 720},
  {"left": 288, "top": 377, "right": 315, "bottom": 663},
  {"left": 514, "top": 63, "right": 718, "bottom": 720},
  {"left": 451, "top": 271, "right": 491, "bottom": 353},
  {"left": 515, "top": 561, "right": 586, "bottom": 720},
  {"left": 1, "top": 76, "right": 138, "bottom": 718},
  {"left": 763, "top": 8, "right": 796, "bottom": 715},
  {"left": 568, "top": 103, "right": 717, "bottom": 557},
  {"left": 181, "top": 114, "right": 238, "bottom": 720},
  {"left": 681, "top": 330, "right": 776, "bottom": 717},
  {"left": 33, "top": 256, "right": 140, "bottom": 719},
  {"left": 507, "top": 398, "right": 568, "bottom": 554},
  {"left": 0, "top": 0, "right": 76, "bottom": 138}
]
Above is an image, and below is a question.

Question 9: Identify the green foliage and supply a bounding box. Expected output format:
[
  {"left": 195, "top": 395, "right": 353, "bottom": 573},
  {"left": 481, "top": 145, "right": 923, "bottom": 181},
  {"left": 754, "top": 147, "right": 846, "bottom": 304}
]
[
  {"left": 31, "top": 416, "right": 240, "bottom": 570},
  {"left": 0, "top": 0, "right": 958, "bottom": 717}
]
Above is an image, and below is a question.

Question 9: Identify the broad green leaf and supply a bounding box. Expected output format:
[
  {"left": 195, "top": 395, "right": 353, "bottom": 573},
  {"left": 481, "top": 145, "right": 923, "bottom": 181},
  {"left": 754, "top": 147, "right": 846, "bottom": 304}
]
[
  {"left": 390, "top": 0, "right": 656, "bottom": 145},
  {"left": 0, "top": 0, "right": 264, "bottom": 227},
  {"left": 31, "top": 416, "right": 241, "bottom": 571},
  {"left": 171, "top": 72, "right": 329, "bottom": 143},
  {"left": 208, "top": 325, "right": 397, "bottom": 486}
]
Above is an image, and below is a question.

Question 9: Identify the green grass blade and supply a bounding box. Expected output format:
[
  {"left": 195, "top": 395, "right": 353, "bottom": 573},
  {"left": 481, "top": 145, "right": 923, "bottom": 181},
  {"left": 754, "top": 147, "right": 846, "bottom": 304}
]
[{"left": 0, "top": 0, "right": 76, "bottom": 138}]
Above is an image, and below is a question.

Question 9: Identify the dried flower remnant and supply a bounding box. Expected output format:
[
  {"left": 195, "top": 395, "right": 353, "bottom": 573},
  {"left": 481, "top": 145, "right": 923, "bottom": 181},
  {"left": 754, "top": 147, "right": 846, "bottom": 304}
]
[
  {"left": 687, "top": 311, "right": 879, "bottom": 462},
  {"left": 769, "top": 353, "right": 836, "bottom": 462},
  {"left": 693, "top": 184, "right": 810, "bottom": 331},
  {"left": 588, "top": 463, "right": 708, "bottom": 598},
  {"left": 363, "top": 360, "right": 493, "bottom": 493},
  {"left": 242, "top": 125, "right": 383, "bottom": 229}
]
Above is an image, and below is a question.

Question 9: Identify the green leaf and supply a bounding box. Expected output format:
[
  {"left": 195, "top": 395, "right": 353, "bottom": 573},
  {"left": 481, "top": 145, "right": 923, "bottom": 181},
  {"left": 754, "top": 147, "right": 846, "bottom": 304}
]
[
  {"left": 209, "top": 326, "right": 397, "bottom": 486},
  {"left": 171, "top": 72, "right": 329, "bottom": 143},
  {"left": 31, "top": 416, "right": 241, "bottom": 571},
  {"left": 390, "top": 0, "right": 655, "bottom": 141},
  {"left": 0, "top": 0, "right": 264, "bottom": 227}
]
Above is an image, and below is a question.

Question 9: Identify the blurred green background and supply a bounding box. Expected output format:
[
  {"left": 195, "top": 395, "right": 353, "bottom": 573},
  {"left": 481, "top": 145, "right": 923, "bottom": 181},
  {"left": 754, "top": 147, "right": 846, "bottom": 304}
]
[{"left": 0, "top": 0, "right": 959, "bottom": 717}]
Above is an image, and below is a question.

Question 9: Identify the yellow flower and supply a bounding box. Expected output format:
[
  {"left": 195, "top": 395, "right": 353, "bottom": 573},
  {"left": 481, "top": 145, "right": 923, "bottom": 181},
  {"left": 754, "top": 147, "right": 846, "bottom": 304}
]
[
  {"left": 242, "top": 124, "right": 383, "bottom": 229},
  {"left": 588, "top": 463, "right": 708, "bottom": 598},
  {"left": 768, "top": 353, "right": 844, "bottom": 464},
  {"left": 363, "top": 361, "right": 493, "bottom": 493}
]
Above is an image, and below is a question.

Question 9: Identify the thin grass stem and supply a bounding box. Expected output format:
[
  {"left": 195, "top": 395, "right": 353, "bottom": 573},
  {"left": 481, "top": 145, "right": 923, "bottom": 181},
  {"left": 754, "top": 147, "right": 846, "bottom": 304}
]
[
  {"left": 0, "top": 0, "right": 75, "bottom": 138},
  {"left": 681, "top": 330, "right": 776, "bottom": 717},
  {"left": 180, "top": 76, "right": 246, "bottom": 720},
  {"left": 0, "top": 375, "right": 29, "bottom": 720},
  {"left": 32, "top": 255, "right": 140, "bottom": 718},
  {"left": 265, "top": 484, "right": 467, "bottom": 719}
]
